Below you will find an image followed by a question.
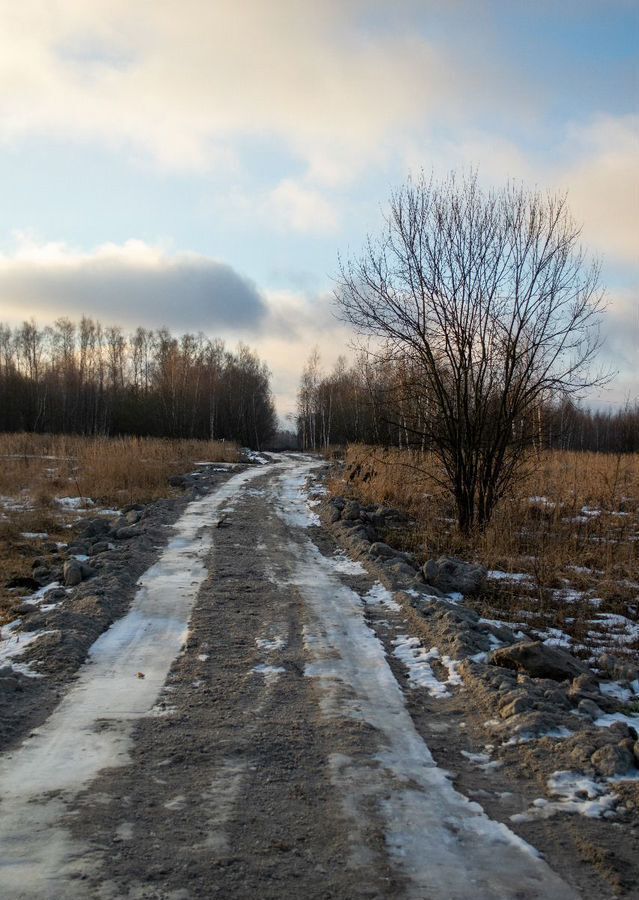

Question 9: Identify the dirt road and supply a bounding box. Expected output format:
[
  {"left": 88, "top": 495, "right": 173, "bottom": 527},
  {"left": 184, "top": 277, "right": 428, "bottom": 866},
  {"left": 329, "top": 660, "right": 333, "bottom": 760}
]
[{"left": 0, "top": 456, "right": 584, "bottom": 898}]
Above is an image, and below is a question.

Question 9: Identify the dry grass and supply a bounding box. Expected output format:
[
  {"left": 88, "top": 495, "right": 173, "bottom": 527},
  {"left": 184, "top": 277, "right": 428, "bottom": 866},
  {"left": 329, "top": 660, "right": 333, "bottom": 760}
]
[
  {"left": 0, "top": 433, "right": 239, "bottom": 507},
  {"left": 0, "top": 433, "right": 239, "bottom": 625},
  {"left": 335, "top": 446, "right": 639, "bottom": 659}
]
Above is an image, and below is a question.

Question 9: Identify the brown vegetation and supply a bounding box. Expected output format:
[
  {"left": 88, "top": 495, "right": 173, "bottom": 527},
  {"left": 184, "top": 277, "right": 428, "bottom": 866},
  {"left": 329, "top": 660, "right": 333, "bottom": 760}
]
[
  {"left": 336, "top": 445, "right": 639, "bottom": 657},
  {"left": 0, "top": 433, "right": 239, "bottom": 624}
]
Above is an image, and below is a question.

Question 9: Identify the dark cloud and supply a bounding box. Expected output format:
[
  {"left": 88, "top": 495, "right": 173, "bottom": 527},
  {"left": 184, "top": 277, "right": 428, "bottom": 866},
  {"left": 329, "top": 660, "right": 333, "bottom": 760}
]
[{"left": 0, "top": 252, "right": 268, "bottom": 333}]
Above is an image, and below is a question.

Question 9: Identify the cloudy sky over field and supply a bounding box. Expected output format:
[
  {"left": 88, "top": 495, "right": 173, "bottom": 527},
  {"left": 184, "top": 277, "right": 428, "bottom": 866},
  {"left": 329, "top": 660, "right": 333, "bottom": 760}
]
[{"left": 0, "top": 0, "right": 636, "bottom": 418}]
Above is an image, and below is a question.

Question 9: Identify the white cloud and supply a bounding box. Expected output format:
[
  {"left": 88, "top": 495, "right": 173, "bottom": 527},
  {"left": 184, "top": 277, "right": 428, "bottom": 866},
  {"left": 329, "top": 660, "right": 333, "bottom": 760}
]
[
  {"left": 261, "top": 180, "right": 338, "bottom": 234},
  {"left": 0, "top": 0, "right": 514, "bottom": 179},
  {"left": 557, "top": 115, "right": 639, "bottom": 266}
]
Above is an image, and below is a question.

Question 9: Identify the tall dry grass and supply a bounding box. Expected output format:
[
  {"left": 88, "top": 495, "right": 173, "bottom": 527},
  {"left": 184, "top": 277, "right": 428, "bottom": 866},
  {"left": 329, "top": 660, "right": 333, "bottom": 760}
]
[
  {"left": 0, "top": 433, "right": 239, "bottom": 507},
  {"left": 336, "top": 446, "right": 639, "bottom": 652},
  {"left": 0, "top": 433, "right": 240, "bottom": 624}
]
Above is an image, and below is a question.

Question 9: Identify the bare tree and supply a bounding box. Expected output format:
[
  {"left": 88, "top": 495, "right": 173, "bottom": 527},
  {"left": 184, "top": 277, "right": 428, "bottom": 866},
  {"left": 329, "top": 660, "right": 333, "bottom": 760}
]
[{"left": 335, "top": 171, "right": 609, "bottom": 533}]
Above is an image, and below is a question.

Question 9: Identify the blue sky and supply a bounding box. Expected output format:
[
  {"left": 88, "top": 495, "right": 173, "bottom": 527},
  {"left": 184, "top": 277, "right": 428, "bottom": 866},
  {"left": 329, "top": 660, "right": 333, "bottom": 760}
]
[{"left": 0, "top": 0, "right": 636, "bottom": 418}]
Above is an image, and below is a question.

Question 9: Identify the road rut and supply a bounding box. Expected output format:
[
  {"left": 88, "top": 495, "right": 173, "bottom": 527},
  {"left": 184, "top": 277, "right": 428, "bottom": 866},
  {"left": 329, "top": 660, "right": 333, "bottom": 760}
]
[{"left": 0, "top": 455, "right": 580, "bottom": 899}]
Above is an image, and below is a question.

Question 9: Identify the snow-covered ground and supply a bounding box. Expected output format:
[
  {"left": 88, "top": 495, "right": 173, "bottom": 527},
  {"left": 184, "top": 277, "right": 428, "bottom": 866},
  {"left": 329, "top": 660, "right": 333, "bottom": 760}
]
[
  {"left": 0, "top": 463, "right": 269, "bottom": 897},
  {"left": 273, "top": 458, "right": 578, "bottom": 899}
]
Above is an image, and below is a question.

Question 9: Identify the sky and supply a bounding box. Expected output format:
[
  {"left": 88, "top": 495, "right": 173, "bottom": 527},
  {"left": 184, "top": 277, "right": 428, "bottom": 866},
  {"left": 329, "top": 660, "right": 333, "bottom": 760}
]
[{"left": 0, "top": 0, "right": 637, "bottom": 422}]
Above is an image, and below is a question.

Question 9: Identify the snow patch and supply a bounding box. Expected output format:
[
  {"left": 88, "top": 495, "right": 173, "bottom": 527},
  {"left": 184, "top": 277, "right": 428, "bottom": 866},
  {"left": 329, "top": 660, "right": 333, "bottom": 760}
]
[
  {"left": 511, "top": 771, "right": 616, "bottom": 821},
  {"left": 362, "top": 582, "right": 401, "bottom": 612},
  {"left": 392, "top": 636, "right": 462, "bottom": 698}
]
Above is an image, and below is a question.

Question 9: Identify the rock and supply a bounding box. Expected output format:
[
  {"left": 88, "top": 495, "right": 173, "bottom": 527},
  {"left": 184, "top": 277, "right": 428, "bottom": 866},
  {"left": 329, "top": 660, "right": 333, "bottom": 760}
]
[
  {"left": 168, "top": 474, "right": 186, "bottom": 487},
  {"left": 81, "top": 518, "right": 110, "bottom": 538},
  {"left": 569, "top": 673, "right": 600, "bottom": 696},
  {"left": 422, "top": 556, "right": 486, "bottom": 596},
  {"left": 489, "top": 640, "right": 589, "bottom": 681},
  {"left": 79, "top": 562, "right": 96, "bottom": 580},
  {"left": 90, "top": 541, "right": 111, "bottom": 555},
  {"left": 63, "top": 560, "right": 83, "bottom": 587},
  {"left": 5, "top": 575, "right": 40, "bottom": 591},
  {"left": 578, "top": 698, "right": 604, "bottom": 719},
  {"left": 125, "top": 509, "right": 142, "bottom": 525},
  {"left": 499, "top": 696, "right": 533, "bottom": 718},
  {"left": 591, "top": 743, "right": 635, "bottom": 777},
  {"left": 342, "top": 500, "right": 361, "bottom": 522},
  {"left": 332, "top": 497, "right": 346, "bottom": 510},
  {"left": 115, "top": 525, "right": 142, "bottom": 540},
  {"left": 633, "top": 741, "right": 639, "bottom": 766},
  {"left": 599, "top": 653, "right": 639, "bottom": 683},
  {"left": 0, "top": 675, "right": 19, "bottom": 692},
  {"left": 330, "top": 507, "right": 341, "bottom": 523},
  {"left": 32, "top": 566, "right": 51, "bottom": 581},
  {"left": 368, "top": 542, "right": 396, "bottom": 560}
]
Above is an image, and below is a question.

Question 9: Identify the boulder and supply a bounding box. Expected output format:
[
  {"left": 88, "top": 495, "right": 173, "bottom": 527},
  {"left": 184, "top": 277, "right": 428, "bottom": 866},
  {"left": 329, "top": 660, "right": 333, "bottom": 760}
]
[
  {"left": 422, "top": 556, "right": 486, "bottom": 596},
  {"left": 115, "top": 525, "right": 142, "bottom": 540},
  {"left": 489, "top": 640, "right": 589, "bottom": 681},
  {"left": 342, "top": 500, "right": 361, "bottom": 522},
  {"left": 63, "top": 560, "right": 95, "bottom": 587},
  {"left": 63, "top": 560, "right": 83, "bottom": 587},
  {"left": 578, "top": 698, "right": 604, "bottom": 719},
  {"left": 591, "top": 742, "right": 635, "bottom": 777},
  {"left": 330, "top": 507, "right": 341, "bottom": 523},
  {"left": 368, "top": 542, "right": 396, "bottom": 560}
]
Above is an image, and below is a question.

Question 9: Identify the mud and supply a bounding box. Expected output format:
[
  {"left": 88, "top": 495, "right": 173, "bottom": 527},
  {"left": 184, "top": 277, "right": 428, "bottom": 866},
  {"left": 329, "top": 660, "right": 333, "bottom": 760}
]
[{"left": 0, "top": 456, "right": 636, "bottom": 898}]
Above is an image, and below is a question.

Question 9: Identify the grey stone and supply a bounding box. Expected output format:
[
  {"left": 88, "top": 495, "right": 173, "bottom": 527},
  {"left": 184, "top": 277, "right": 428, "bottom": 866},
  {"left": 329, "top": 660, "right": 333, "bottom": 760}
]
[
  {"left": 125, "top": 509, "right": 142, "bottom": 525},
  {"left": 342, "top": 500, "right": 361, "bottom": 522},
  {"left": 499, "top": 696, "right": 533, "bottom": 718},
  {"left": 90, "top": 541, "right": 111, "bottom": 555},
  {"left": 63, "top": 560, "right": 83, "bottom": 587},
  {"left": 578, "top": 698, "right": 603, "bottom": 719},
  {"left": 368, "top": 542, "right": 396, "bottom": 560},
  {"left": 115, "top": 525, "right": 142, "bottom": 540},
  {"left": 330, "top": 507, "right": 341, "bottom": 523},
  {"left": 422, "top": 556, "right": 487, "bottom": 596},
  {"left": 591, "top": 743, "right": 635, "bottom": 777},
  {"left": 489, "top": 640, "right": 590, "bottom": 681}
]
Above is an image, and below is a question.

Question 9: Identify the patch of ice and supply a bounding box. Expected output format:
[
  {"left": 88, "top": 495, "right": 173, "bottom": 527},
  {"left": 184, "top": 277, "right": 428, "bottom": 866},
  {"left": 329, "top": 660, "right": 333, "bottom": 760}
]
[
  {"left": 599, "top": 681, "right": 637, "bottom": 702},
  {"left": 487, "top": 570, "right": 532, "bottom": 584},
  {"left": 362, "top": 582, "right": 401, "bottom": 612},
  {"left": 197, "top": 653, "right": 209, "bottom": 662},
  {"left": 504, "top": 727, "right": 573, "bottom": 746},
  {"left": 511, "top": 771, "right": 616, "bottom": 822},
  {"left": 392, "top": 637, "right": 462, "bottom": 698},
  {"left": 461, "top": 750, "right": 502, "bottom": 772},
  {"left": 0, "top": 628, "right": 55, "bottom": 669},
  {"left": 21, "top": 581, "right": 63, "bottom": 606},
  {"left": 252, "top": 663, "right": 286, "bottom": 682},
  {"left": 330, "top": 549, "right": 367, "bottom": 576},
  {"left": 255, "top": 636, "right": 287, "bottom": 652},
  {"left": 55, "top": 496, "right": 94, "bottom": 510},
  {"left": 20, "top": 532, "right": 49, "bottom": 540},
  {"left": 242, "top": 448, "right": 269, "bottom": 465},
  {"left": 594, "top": 711, "right": 639, "bottom": 731}
]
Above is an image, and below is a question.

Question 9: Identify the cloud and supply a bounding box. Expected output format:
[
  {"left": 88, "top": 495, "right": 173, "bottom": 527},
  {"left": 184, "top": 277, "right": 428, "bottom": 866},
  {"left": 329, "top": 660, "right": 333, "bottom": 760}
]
[
  {"left": 0, "top": 238, "right": 268, "bottom": 333},
  {"left": 0, "top": 0, "right": 527, "bottom": 180},
  {"left": 557, "top": 115, "right": 639, "bottom": 266}
]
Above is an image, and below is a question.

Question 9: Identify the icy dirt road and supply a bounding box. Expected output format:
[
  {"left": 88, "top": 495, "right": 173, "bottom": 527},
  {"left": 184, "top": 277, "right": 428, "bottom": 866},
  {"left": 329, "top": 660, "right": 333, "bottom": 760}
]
[{"left": 0, "top": 456, "right": 580, "bottom": 899}]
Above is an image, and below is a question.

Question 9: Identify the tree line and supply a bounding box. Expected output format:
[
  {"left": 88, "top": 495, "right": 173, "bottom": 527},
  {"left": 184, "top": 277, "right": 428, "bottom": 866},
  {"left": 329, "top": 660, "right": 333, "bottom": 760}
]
[
  {"left": 298, "top": 351, "right": 638, "bottom": 455},
  {"left": 0, "top": 318, "right": 277, "bottom": 448}
]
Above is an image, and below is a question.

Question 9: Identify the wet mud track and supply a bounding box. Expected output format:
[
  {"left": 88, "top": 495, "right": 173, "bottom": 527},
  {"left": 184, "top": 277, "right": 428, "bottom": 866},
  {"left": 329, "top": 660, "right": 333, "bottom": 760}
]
[{"left": 0, "top": 457, "right": 586, "bottom": 898}]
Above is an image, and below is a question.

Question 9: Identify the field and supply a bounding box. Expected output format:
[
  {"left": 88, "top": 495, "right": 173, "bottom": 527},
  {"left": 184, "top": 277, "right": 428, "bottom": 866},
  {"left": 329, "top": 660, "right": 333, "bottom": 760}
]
[
  {"left": 335, "top": 446, "right": 639, "bottom": 665},
  {"left": 0, "top": 433, "right": 239, "bottom": 624}
]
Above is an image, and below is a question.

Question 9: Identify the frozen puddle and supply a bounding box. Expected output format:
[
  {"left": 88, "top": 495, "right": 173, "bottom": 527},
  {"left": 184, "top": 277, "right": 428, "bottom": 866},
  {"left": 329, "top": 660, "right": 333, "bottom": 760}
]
[
  {"left": 276, "top": 459, "right": 578, "bottom": 900},
  {"left": 0, "top": 464, "right": 267, "bottom": 899}
]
